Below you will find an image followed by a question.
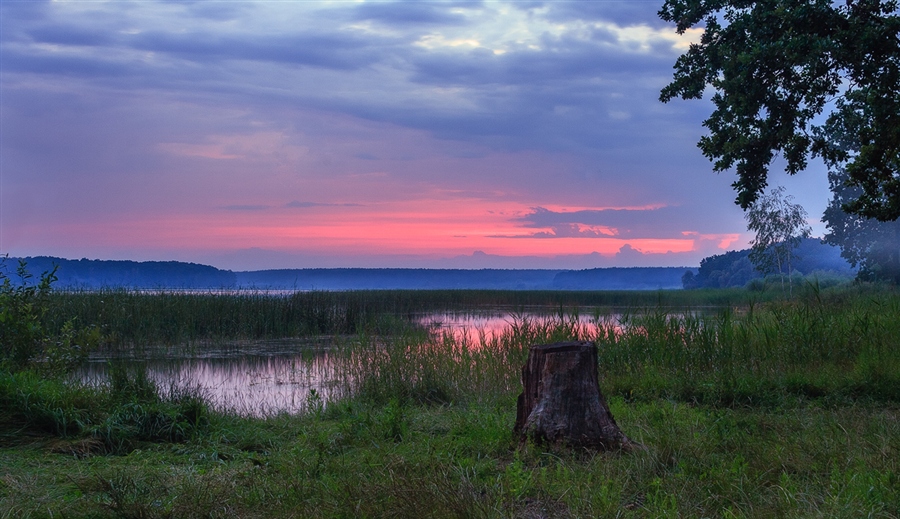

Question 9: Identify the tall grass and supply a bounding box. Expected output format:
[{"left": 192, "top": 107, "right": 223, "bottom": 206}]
[
  {"left": 593, "top": 287, "right": 900, "bottom": 405},
  {"left": 330, "top": 284, "right": 900, "bottom": 408},
  {"left": 42, "top": 290, "right": 417, "bottom": 348},
  {"left": 3, "top": 285, "right": 899, "bottom": 518},
  {"left": 0, "top": 365, "right": 210, "bottom": 454},
  {"left": 41, "top": 287, "right": 759, "bottom": 348}
]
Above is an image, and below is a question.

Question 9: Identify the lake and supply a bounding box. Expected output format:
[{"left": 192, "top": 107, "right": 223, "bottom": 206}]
[{"left": 76, "top": 309, "right": 623, "bottom": 416}]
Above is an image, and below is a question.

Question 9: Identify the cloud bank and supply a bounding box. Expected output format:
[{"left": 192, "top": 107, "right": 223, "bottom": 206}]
[{"left": 0, "top": 1, "right": 831, "bottom": 269}]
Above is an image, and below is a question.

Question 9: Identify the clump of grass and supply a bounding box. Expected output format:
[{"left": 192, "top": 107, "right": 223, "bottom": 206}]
[
  {"left": 0, "top": 370, "right": 95, "bottom": 438},
  {"left": 89, "top": 364, "right": 210, "bottom": 454},
  {"left": 0, "top": 364, "right": 211, "bottom": 454}
]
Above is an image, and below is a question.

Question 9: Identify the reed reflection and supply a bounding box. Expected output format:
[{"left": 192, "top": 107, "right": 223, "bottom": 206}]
[{"left": 78, "top": 310, "right": 632, "bottom": 416}]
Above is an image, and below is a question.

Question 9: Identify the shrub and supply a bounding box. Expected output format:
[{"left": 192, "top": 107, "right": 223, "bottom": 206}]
[{"left": 0, "top": 258, "right": 98, "bottom": 375}]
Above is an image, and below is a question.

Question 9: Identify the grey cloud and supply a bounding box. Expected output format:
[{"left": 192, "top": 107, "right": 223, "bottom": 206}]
[
  {"left": 1, "top": 0, "right": 721, "bottom": 205},
  {"left": 353, "top": 1, "right": 475, "bottom": 26},
  {"left": 510, "top": 206, "right": 741, "bottom": 239},
  {"left": 128, "top": 31, "right": 380, "bottom": 70},
  {"left": 523, "top": 1, "right": 671, "bottom": 29},
  {"left": 614, "top": 244, "right": 648, "bottom": 262},
  {"left": 520, "top": 206, "right": 664, "bottom": 228},
  {"left": 407, "top": 35, "right": 674, "bottom": 89},
  {"left": 285, "top": 201, "right": 363, "bottom": 208},
  {"left": 1, "top": 48, "right": 133, "bottom": 78},
  {"left": 27, "top": 24, "right": 114, "bottom": 46},
  {"left": 489, "top": 222, "right": 616, "bottom": 239},
  {"left": 222, "top": 205, "right": 271, "bottom": 211},
  {"left": 0, "top": 0, "right": 50, "bottom": 26},
  {"left": 184, "top": 2, "right": 253, "bottom": 21},
  {"left": 5, "top": 0, "right": 683, "bottom": 159}
]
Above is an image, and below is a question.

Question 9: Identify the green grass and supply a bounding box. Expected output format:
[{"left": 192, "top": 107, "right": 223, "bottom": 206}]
[
  {"left": 0, "top": 366, "right": 210, "bottom": 456},
  {"left": 2, "top": 284, "right": 899, "bottom": 517},
  {"left": 41, "top": 287, "right": 763, "bottom": 349},
  {"left": 1, "top": 398, "right": 897, "bottom": 518}
]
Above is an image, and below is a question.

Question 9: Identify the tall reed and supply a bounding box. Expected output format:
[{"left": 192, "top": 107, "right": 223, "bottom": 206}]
[
  {"left": 41, "top": 288, "right": 757, "bottom": 348},
  {"left": 331, "top": 285, "right": 900, "bottom": 408}
]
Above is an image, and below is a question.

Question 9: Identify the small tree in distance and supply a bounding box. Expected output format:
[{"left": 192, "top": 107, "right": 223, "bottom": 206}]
[{"left": 746, "top": 186, "right": 812, "bottom": 295}]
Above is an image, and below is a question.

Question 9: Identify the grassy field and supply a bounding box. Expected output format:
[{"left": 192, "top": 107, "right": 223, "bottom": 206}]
[{"left": 2, "top": 284, "right": 899, "bottom": 517}]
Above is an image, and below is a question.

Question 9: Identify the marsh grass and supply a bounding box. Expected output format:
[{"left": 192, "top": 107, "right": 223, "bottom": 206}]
[
  {"left": 593, "top": 288, "right": 900, "bottom": 406},
  {"left": 0, "top": 364, "right": 210, "bottom": 456},
  {"left": 40, "top": 287, "right": 758, "bottom": 349},
  {"left": 330, "top": 285, "right": 900, "bottom": 410},
  {"left": 2, "top": 284, "right": 899, "bottom": 517}
]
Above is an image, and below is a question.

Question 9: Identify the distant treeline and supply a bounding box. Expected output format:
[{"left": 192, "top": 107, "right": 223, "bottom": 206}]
[
  {"left": 683, "top": 238, "right": 855, "bottom": 289},
  {"left": 2, "top": 257, "right": 236, "bottom": 288},
  {"left": 237, "top": 267, "right": 691, "bottom": 291},
  {"left": 236, "top": 268, "right": 560, "bottom": 290},
  {"left": 2, "top": 256, "right": 692, "bottom": 290}
]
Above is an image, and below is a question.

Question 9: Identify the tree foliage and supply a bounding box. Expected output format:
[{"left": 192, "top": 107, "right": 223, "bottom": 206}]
[
  {"left": 746, "top": 186, "right": 812, "bottom": 293},
  {"left": 683, "top": 237, "right": 853, "bottom": 288},
  {"left": 659, "top": 0, "right": 900, "bottom": 220},
  {"left": 814, "top": 87, "right": 900, "bottom": 282},
  {"left": 823, "top": 165, "right": 900, "bottom": 282},
  {"left": 0, "top": 258, "right": 98, "bottom": 375}
]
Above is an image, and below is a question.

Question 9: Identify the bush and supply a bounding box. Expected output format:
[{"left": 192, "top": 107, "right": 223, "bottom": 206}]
[{"left": 0, "top": 258, "right": 98, "bottom": 375}]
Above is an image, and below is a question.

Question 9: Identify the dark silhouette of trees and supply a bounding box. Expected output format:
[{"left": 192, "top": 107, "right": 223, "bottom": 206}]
[
  {"left": 824, "top": 165, "right": 900, "bottom": 283},
  {"left": 660, "top": 0, "right": 900, "bottom": 221}
]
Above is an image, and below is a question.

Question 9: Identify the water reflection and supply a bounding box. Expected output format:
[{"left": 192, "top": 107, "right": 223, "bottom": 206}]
[
  {"left": 417, "top": 310, "right": 616, "bottom": 343},
  {"left": 77, "top": 310, "right": 623, "bottom": 416},
  {"left": 78, "top": 340, "right": 340, "bottom": 416}
]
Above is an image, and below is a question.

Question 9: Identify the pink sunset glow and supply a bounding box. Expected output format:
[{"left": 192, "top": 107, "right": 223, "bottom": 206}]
[{"left": 0, "top": 1, "right": 832, "bottom": 270}]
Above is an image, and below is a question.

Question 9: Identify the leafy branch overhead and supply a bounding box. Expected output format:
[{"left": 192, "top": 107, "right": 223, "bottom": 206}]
[{"left": 660, "top": 0, "right": 900, "bottom": 221}]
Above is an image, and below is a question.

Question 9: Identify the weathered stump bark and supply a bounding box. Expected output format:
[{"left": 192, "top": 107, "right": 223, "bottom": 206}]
[{"left": 514, "top": 341, "right": 637, "bottom": 450}]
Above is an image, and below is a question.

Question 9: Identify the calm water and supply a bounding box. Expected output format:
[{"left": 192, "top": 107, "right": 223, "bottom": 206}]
[{"left": 76, "top": 310, "right": 619, "bottom": 416}]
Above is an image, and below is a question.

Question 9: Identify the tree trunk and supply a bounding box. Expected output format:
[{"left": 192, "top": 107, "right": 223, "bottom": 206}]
[{"left": 514, "top": 341, "right": 639, "bottom": 451}]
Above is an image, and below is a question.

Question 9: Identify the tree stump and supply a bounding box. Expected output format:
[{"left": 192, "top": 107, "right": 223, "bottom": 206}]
[{"left": 514, "top": 341, "right": 638, "bottom": 451}]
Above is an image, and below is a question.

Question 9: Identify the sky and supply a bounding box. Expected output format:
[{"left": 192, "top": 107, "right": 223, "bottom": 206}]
[{"left": 0, "top": 0, "right": 833, "bottom": 271}]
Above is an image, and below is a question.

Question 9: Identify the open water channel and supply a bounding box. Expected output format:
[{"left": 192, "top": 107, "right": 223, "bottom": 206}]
[{"left": 76, "top": 310, "right": 614, "bottom": 416}]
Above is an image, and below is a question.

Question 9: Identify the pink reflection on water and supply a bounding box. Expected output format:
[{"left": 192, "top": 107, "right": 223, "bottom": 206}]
[
  {"left": 77, "top": 340, "right": 340, "bottom": 417},
  {"left": 417, "top": 310, "right": 625, "bottom": 345},
  {"left": 77, "top": 311, "right": 638, "bottom": 416}
]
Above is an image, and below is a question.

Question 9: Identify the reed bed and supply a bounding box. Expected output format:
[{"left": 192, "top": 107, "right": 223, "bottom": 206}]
[
  {"left": 329, "top": 284, "right": 900, "bottom": 409},
  {"left": 592, "top": 291, "right": 900, "bottom": 405},
  {"left": 40, "top": 287, "right": 758, "bottom": 348},
  {"left": 3, "top": 285, "right": 899, "bottom": 518}
]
